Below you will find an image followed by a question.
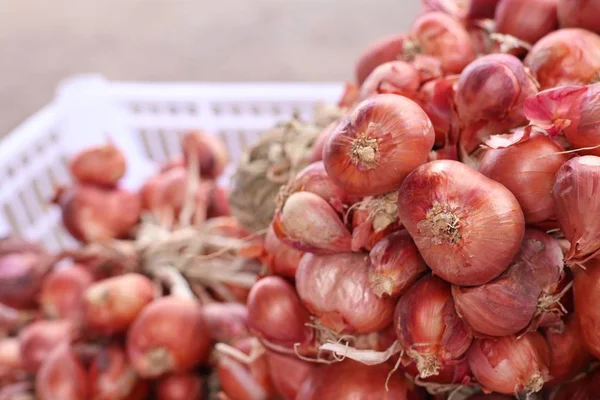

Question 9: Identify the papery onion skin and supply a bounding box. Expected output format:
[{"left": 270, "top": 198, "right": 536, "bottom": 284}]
[
  {"left": 557, "top": 0, "right": 600, "bottom": 34},
  {"left": 368, "top": 230, "right": 427, "bottom": 298},
  {"left": 156, "top": 373, "right": 204, "bottom": 400},
  {"left": 40, "top": 265, "right": 93, "bottom": 321},
  {"left": 182, "top": 130, "right": 229, "bottom": 179},
  {"left": 324, "top": 94, "right": 434, "bottom": 196},
  {"left": 455, "top": 54, "right": 538, "bottom": 156},
  {"left": 265, "top": 351, "right": 314, "bottom": 400},
  {"left": 83, "top": 273, "right": 155, "bottom": 335},
  {"left": 524, "top": 28, "right": 600, "bottom": 90},
  {"left": 397, "top": 160, "right": 525, "bottom": 286},
  {"left": 355, "top": 34, "right": 407, "bottom": 85},
  {"left": 36, "top": 344, "right": 88, "bottom": 400},
  {"left": 246, "top": 276, "right": 313, "bottom": 351},
  {"left": 418, "top": 75, "right": 460, "bottom": 148},
  {"left": 495, "top": 0, "right": 559, "bottom": 45},
  {"left": 89, "top": 344, "right": 144, "bottom": 400},
  {"left": 467, "top": 332, "right": 550, "bottom": 395},
  {"left": 360, "top": 61, "right": 420, "bottom": 100},
  {"left": 263, "top": 224, "right": 304, "bottom": 279},
  {"left": 553, "top": 156, "right": 600, "bottom": 262},
  {"left": 410, "top": 12, "right": 477, "bottom": 75},
  {"left": 69, "top": 144, "right": 126, "bottom": 187},
  {"left": 574, "top": 258, "right": 600, "bottom": 358},
  {"left": 543, "top": 315, "right": 591, "bottom": 386},
  {"left": 296, "top": 360, "right": 424, "bottom": 400},
  {"left": 19, "top": 320, "right": 74, "bottom": 373},
  {"left": 126, "top": 296, "right": 210, "bottom": 378},
  {"left": 201, "top": 302, "right": 248, "bottom": 344},
  {"left": 395, "top": 275, "right": 472, "bottom": 378},
  {"left": 479, "top": 133, "right": 569, "bottom": 225},
  {"left": 296, "top": 252, "right": 396, "bottom": 333},
  {"left": 0, "top": 251, "right": 51, "bottom": 309}
]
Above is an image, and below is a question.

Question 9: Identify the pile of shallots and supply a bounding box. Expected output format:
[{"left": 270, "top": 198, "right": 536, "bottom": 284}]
[{"left": 249, "top": 1, "right": 600, "bottom": 399}]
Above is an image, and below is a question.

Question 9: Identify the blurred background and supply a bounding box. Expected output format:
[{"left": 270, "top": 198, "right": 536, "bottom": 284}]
[{"left": 0, "top": 0, "right": 420, "bottom": 135}]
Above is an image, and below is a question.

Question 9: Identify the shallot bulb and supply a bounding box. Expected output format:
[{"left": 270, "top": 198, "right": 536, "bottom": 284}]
[
  {"left": 201, "top": 302, "right": 249, "bottom": 343},
  {"left": 296, "top": 253, "right": 396, "bottom": 333},
  {"left": 263, "top": 224, "right": 304, "bottom": 279},
  {"left": 126, "top": 296, "right": 211, "bottom": 378},
  {"left": 549, "top": 369, "right": 600, "bottom": 400},
  {"left": 524, "top": 28, "right": 600, "bottom": 89},
  {"left": 355, "top": 33, "right": 407, "bottom": 85},
  {"left": 394, "top": 275, "right": 472, "bottom": 379},
  {"left": 525, "top": 83, "right": 600, "bottom": 156},
  {"left": 35, "top": 344, "right": 88, "bottom": 400},
  {"left": 397, "top": 160, "right": 525, "bottom": 286},
  {"left": 553, "top": 156, "right": 600, "bottom": 263},
  {"left": 284, "top": 161, "right": 347, "bottom": 208},
  {"left": 55, "top": 185, "right": 141, "bottom": 243},
  {"left": 156, "top": 373, "right": 204, "bottom": 400},
  {"left": 466, "top": 0, "right": 501, "bottom": 19},
  {"left": 324, "top": 94, "right": 434, "bottom": 196},
  {"left": 418, "top": 75, "right": 460, "bottom": 148},
  {"left": 574, "top": 258, "right": 600, "bottom": 358},
  {"left": 69, "top": 144, "right": 126, "bottom": 187},
  {"left": 83, "top": 273, "right": 155, "bottom": 335},
  {"left": 368, "top": 230, "right": 427, "bottom": 298},
  {"left": 558, "top": 0, "right": 600, "bottom": 34},
  {"left": 543, "top": 315, "right": 591, "bottom": 386},
  {"left": 182, "top": 130, "right": 229, "bottom": 179},
  {"left": 494, "top": 0, "right": 558, "bottom": 46},
  {"left": 0, "top": 251, "right": 50, "bottom": 309},
  {"left": 19, "top": 320, "right": 74, "bottom": 373},
  {"left": 350, "top": 192, "right": 401, "bottom": 251},
  {"left": 311, "top": 122, "right": 338, "bottom": 163},
  {"left": 467, "top": 333, "right": 550, "bottom": 395},
  {"left": 40, "top": 265, "right": 93, "bottom": 321},
  {"left": 359, "top": 61, "right": 420, "bottom": 100},
  {"left": 274, "top": 191, "right": 351, "bottom": 254},
  {"left": 207, "top": 185, "right": 231, "bottom": 219},
  {"left": 452, "top": 229, "right": 564, "bottom": 337},
  {"left": 479, "top": 133, "right": 570, "bottom": 225},
  {"left": 89, "top": 345, "right": 147, "bottom": 400},
  {"left": 296, "top": 360, "right": 424, "bottom": 400},
  {"left": 246, "top": 276, "right": 314, "bottom": 352},
  {"left": 455, "top": 54, "right": 538, "bottom": 156},
  {"left": 265, "top": 351, "right": 314, "bottom": 400}
]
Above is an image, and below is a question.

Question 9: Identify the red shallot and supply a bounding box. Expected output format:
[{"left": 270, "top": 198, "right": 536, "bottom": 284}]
[
  {"left": 296, "top": 252, "right": 396, "bottom": 334},
  {"left": 265, "top": 351, "right": 314, "bottom": 400},
  {"left": 89, "top": 344, "right": 147, "bottom": 400},
  {"left": 35, "top": 344, "right": 88, "bottom": 400},
  {"left": 156, "top": 373, "right": 204, "bottom": 400},
  {"left": 263, "top": 224, "right": 304, "bottom": 279},
  {"left": 202, "top": 302, "right": 249, "bottom": 343},
  {"left": 359, "top": 61, "right": 420, "bottom": 100},
  {"left": 284, "top": 161, "right": 347, "bottom": 209},
  {"left": 397, "top": 160, "right": 525, "bottom": 286},
  {"left": 311, "top": 122, "right": 337, "bottom": 163},
  {"left": 19, "top": 319, "right": 74, "bottom": 373},
  {"left": 0, "top": 338, "right": 24, "bottom": 382},
  {"left": 574, "top": 258, "right": 600, "bottom": 358},
  {"left": 0, "top": 251, "right": 51, "bottom": 309},
  {"left": 557, "top": 0, "right": 600, "bottom": 34},
  {"left": 69, "top": 143, "right": 126, "bottom": 187},
  {"left": 418, "top": 75, "right": 460, "bottom": 148},
  {"left": 182, "top": 130, "right": 229, "bottom": 179},
  {"left": 494, "top": 0, "right": 558, "bottom": 46},
  {"left": 467, "top": 332, "right": 550, "bottom": 395},
  {"left": 324, "top": 94, "right": 434, "bottom": 196},
  {"left": 40, "top": 265, "right": 93, "bottom": 321},
  {"left": 355, "top": 34, "right": 407, "bottom": 85}
]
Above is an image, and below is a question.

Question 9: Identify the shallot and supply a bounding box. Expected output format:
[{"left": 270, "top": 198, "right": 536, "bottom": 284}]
[
  {"left": 19, "top": 319, "right": 74, "bottom": 373},
  {"left": 35, "top": 344, "right": 88, "bottom": 400},
  {"left": 0, "top": 250, "right": 50, "bottom": 309},
  {"left": 494, "top": 0, "right": 558, "bottom": 46},
  {"left": 89, "top": 344, "right": 147, "bottom": 400},
  {"left": 418, "top": 75, "right": 460, "bottom": 148},
  {"left": 557, "top": 0, "right": 600, "bottom": 34},
  {"left": 156, "top": 373, "right": 204, "bottom": 400},
  {"left": 0, "top": 338, "right": 24, "bottom": 382},
  {"left": 355, "top": 34, "right": 407, "bottom": 85},
  {"left": 573, "top": 258, "right": 600, "bottom": 358},
  {"left": 69, "top": 143, "right": 126, "bottom": 187},
  {"left": 265, "top": 351, "right": 314, "bottom": 400},
  {"left": 263, "top": 224, "right": 304, "bottom": 279},
  {"left": 182, "top": 130, "right": 229, "bottom": 179},
  {"left": 201, "top": 302, "right": 249, "bottom": 343},
  {"left": 40, "top": 265, "right": 93, "bottom": 321},
  {"left": 359, "top": 61, "right": 420, "bottom": 100}
]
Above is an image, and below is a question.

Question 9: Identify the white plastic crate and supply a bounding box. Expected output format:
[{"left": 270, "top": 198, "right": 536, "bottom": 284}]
[{"left": 0, "top": 75, "right": 343, "bottom": 251}]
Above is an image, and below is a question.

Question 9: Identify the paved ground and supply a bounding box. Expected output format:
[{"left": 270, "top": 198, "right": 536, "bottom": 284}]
[{"left": 0, "top": 0, "right": 420, "bottom": 135}]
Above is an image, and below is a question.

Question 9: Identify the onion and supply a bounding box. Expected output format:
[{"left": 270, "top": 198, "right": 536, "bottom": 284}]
[
  {"left": 418, "top": 75, "right": 460, "bottom": 148},
  {"left": 273, "top": 192, "right": 351, "bottom": 254},
  {"left": 217, "top": 338, "right": 273, "bottom": 400},
  {"left": 479, "top": 133, "right": 569, "bottom": 225},
  {"left": 324, "top": 94, "right": 434, "bottom": 196},
  {"left": 408, "top": 12, "right": 476, "bottom": 75},
  {"left": 0, "top": 338, "right": 24, "bottom": 383},
  {"left": 285, "top": 161, "right": 347, "bottom": 208},
  {"left": 40, "top": 265, "right": 93, "bottom": 321},
  {"left": 35, "top": 344, "right": 88, "bottom": 400},
  {"left": 412, "top": 55, "right": 443, "bottom": 84},
  {"left": 207, "top": 185, "right": 230, "bottom": 219},
  {"left": 467, "top": 332, "right": 550, "bottom": 395},
  {"left": 69, "top": 144, "right": 126, "bottom": 187},
  {"left": 296, "top": 360, "right": 424, "bottom": 400},
  {"left": 54, "top": 185, "right": 141, "bottom": 243},
  {"left": 201, "top": 302, "right": 248, "bottom": 343},
  {"left": 83, "top": 273, "right": 155, "bottom": 335},
  {"left": 156, "top": 373, "right": 204, "bottom": 400},
  {"left": 397, "top": 160, "right": 525, "bottom": 286},
  {"left": 182, "top": 130, "right": 229, "bottom": 179},
  {"left": 0, "top": 251, "right": 51, "bottom": 309},
  {"left": 350, "top": 192, "right": 401, "bottom": 252},
  {"left": 263, "top": 224, "right": 304, "bottom": 279},
  {"left": 543, "top": 315, "right": 591, "bottom": 386},
  {"left": 394, "top": 275, "right": 472, "bottom": 378},
  {"left": 89, "top": 344, "right": 146, "bottom": 400},
  {"left": 467, "top": 0, "right": 501, "bottom": 19},
  {"left": 265, "top": 351, "right": 314, "bottom": 400},
  {"left": 296, "top": 253, "right": 396, "bottom": 334},
  {"left": 19, "top": 320, "right": 74, "bottom": 373},
  {"left": 452, "top": 229, "right": 564, "bottom": 337},
  {"left": 127, "top": 296, "right": 210, "bottom": 378},
  {"left": 557, "top": 0, "right": 600, "bottom": 33},
  {"left": 494, "top": 0, "right": 558, "bottom": 46},
  {"left": 246, "top": 276, "right": 313, "bottom": 352},
  {"left": 368, "top": 230, "right": 427, "bottom": 298},
  {"left": 359, "top": 61, "right": 420, "bottom": 100},
  {"left": 549, "top": 370, "right": 600, "bottom": 400},
  {"left": 455, "top": 54, "right": 538, "bottom": 157},
  {"left": 524, "top": 28, "right": 600, "bottom": 90},
  {"left": 553, "top": 156, "right": 600, "bottom": 263},
  {"left": 355, "top": 34, "right": 407, "bottom": 85},
  {"left": 574, "top": 258, "right": 600, "bottom": 358},
  {"left": 311, "top": 122, "right": 338, "bottom": 163}
]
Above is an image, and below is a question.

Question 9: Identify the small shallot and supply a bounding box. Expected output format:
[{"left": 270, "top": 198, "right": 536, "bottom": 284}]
[
  {"left": 182, "top": 130, "right": 229, "bottom": 179},
  {"left": 418, "top": 75, "right": 460, "bottom": 148},
  {"left": 355, "top": 34, "right": 407, "bottom": 85},
  {"left": 19, "top": 319, "right": 74, "bottom": 373},
  {"left": 89, "top": 344, "right": 147, "bottom": 400},
  {"left": 359, "top": 61, "right": 420, "bottom": 100},
  {"left": 574, "top": 258, "right": 600, "bottom": 358},
  {"left": 0, "top": 251, "right": 50, "bottom": 309},
  {"left": 156, "top": 373, "right": 204, "bottom": 400},
  {"left": 35, "top": 344, "right": 88, "bottom": 400},
  {"left": 265, "top": 351, "right": 314, "bottom": 400},
  {"left": 69, "top": 144, "right": 126, "bottom": 187},
  {"left": 557, "top": 0, "right": 600, "bottom": 34},
  {"left": 263, "top": 224, "right": 304, "bottom": 279},
  {"left": 40, "top": 265, "right": 93, "bottom": 321},
  {"left": 494, "top": 0, "right": 558, "bottom": 46},
  {"left": 202, "top": 302, "right": 249, "bottom": 343}
]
